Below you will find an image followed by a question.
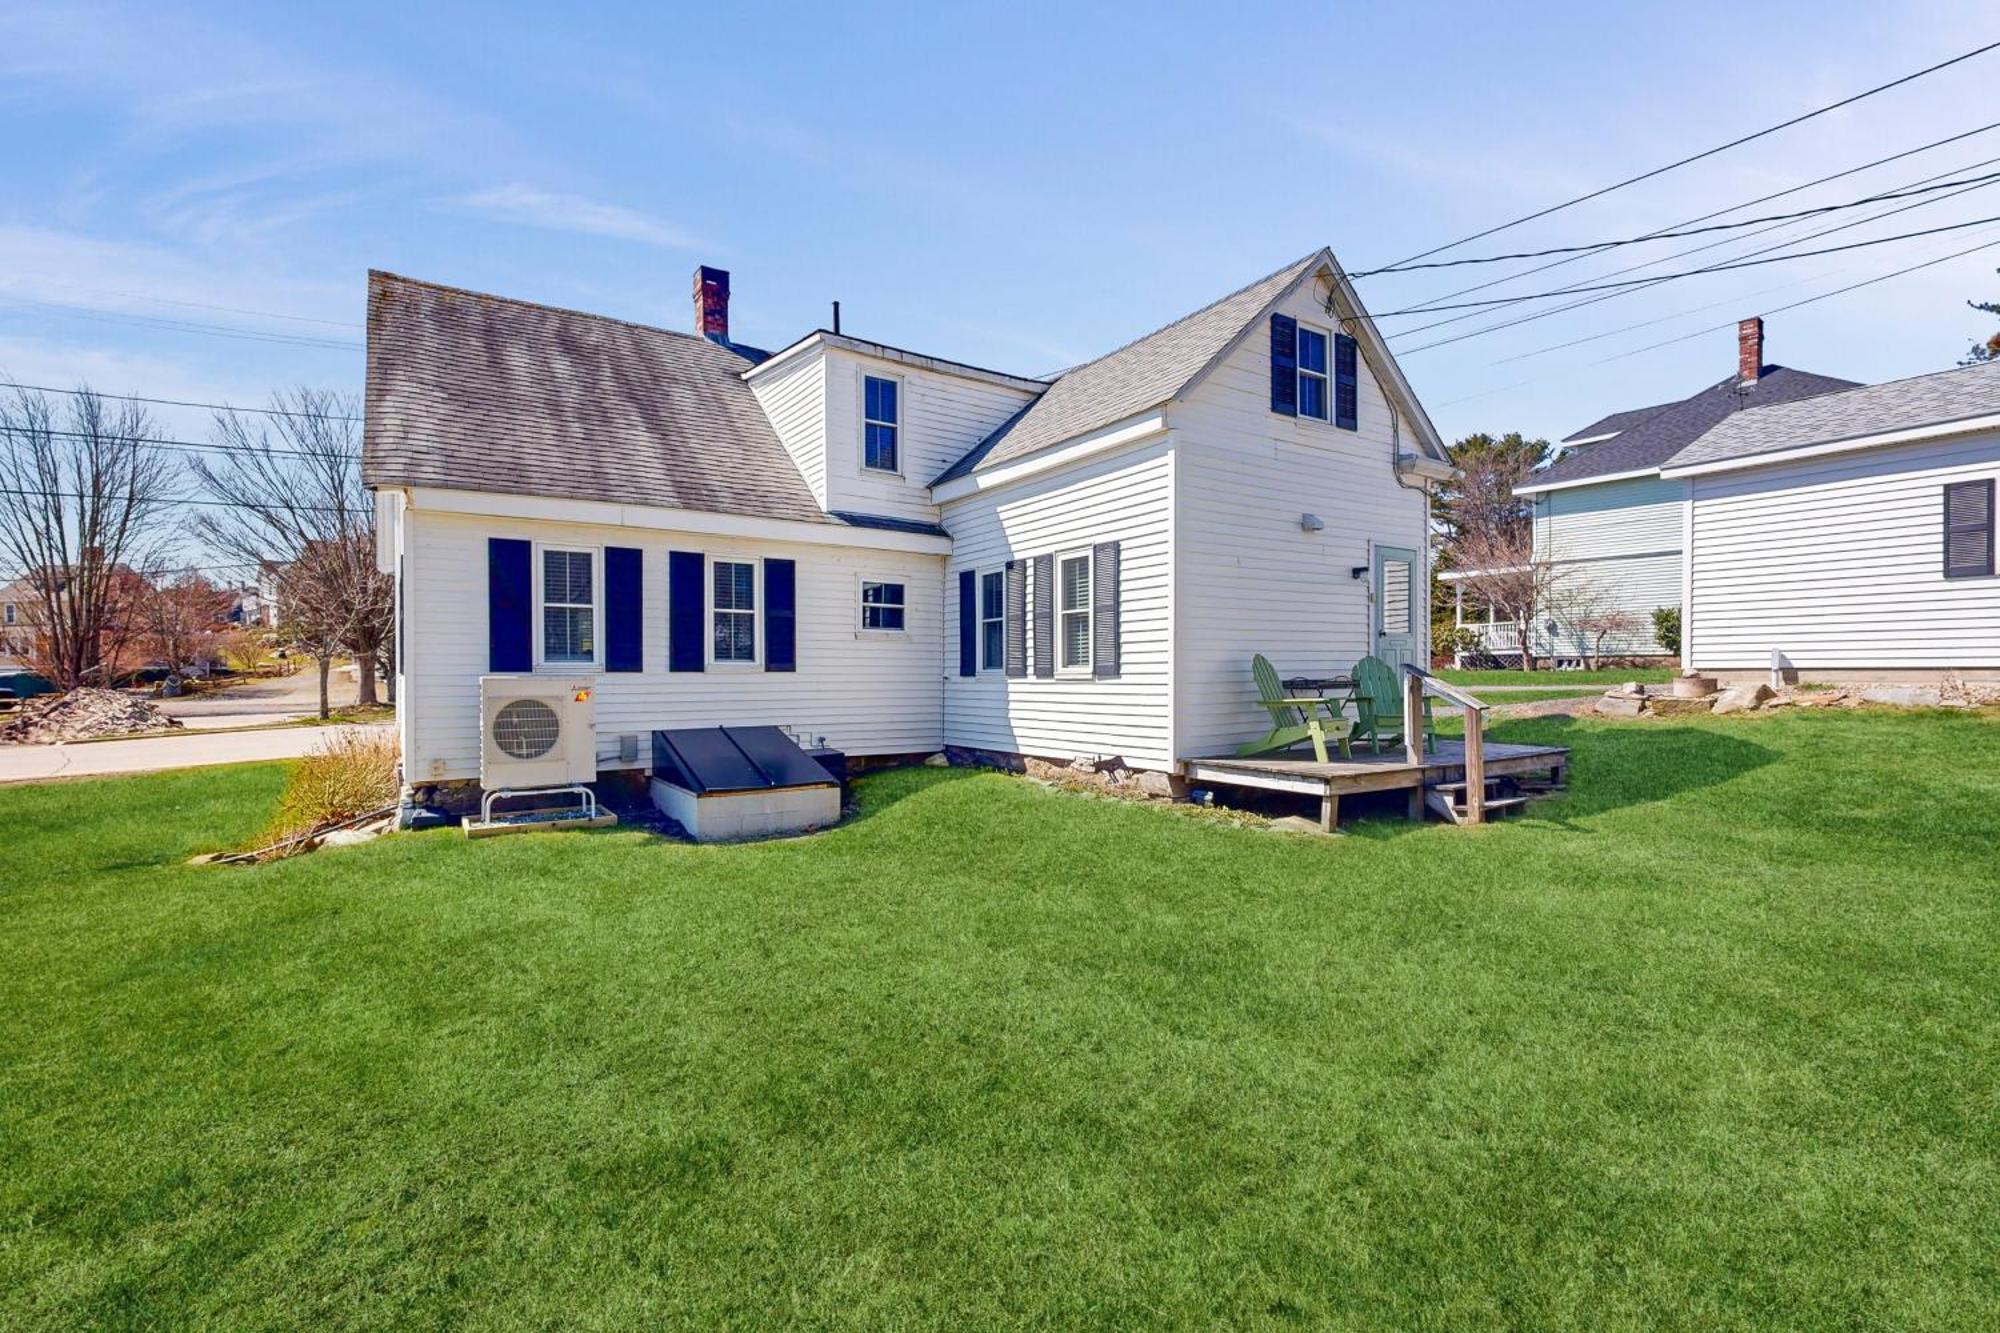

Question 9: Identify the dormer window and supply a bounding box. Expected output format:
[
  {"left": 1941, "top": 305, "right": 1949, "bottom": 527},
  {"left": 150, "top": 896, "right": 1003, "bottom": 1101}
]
[
  {"left": 863, "top": 374, "right": 900, "bottom": 473},
  {"left": 1297, "top": 326, "right": 1329, "bottom": 421}
]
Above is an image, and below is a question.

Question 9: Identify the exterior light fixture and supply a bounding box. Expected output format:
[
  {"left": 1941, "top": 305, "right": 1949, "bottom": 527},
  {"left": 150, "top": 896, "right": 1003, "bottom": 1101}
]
[
  {"left": 1300, "top": 513, "right": 1324, "bottom": 532},
  {"left": 1350, "top": 565, "right": 1369, "bottom": 580}
]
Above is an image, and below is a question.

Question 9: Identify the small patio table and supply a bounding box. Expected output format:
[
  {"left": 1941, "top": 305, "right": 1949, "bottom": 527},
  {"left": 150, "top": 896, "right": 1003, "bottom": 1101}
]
[{"left": 1283, "top": 676, "right": 1360, "bottom": 727}]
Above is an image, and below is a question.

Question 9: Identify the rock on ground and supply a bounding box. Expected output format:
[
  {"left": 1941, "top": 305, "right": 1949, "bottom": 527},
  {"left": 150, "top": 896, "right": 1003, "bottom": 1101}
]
[
  {"left": 1711, "top": 683, "right": 1776, "bottom": 715},
  {"left": 0, "top": 688, "right": 185, "bottom": 744}
]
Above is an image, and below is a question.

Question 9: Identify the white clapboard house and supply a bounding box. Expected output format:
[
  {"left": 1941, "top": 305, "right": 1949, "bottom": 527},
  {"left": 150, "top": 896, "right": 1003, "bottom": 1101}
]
[
  {"left": 1448, "top": 319, "right": 1856, "bottom": 664},
  {"left": 365, "top": 252, "right": 1453, "bottom": 799},
  {"left": 1663, "top": 357, "right": 2000, "bottom": 683}
]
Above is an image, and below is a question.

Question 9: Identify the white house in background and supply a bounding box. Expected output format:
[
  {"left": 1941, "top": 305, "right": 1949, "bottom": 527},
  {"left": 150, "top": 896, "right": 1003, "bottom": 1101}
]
[
  {"left": 364, "top": 251, "right": 1453, "bottom": 796},
  {"left": 1449, "top": 319, "right": 1856, "bottom": 664},
  {"left": 1661, "top": 357, "right": 2000, "bottom": 683}
]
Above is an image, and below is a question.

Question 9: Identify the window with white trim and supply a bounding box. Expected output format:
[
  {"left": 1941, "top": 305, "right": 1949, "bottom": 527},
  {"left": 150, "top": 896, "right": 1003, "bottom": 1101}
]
[
  {"left": 979, "top": 570, "right": 1004, "bottom": 670},
  {"left": 2, "top": 602, "right": 13, "bottom": 626},
  {"left": 1297, "top": 325, "right": 1329, "bottom": 421},
  {"left": 860, "top": 578, "right": 906, "bottom": 631},
  {"left": 712, "top": 559, "right": 757, "bottom": 662},
  {"left": 863, "top": 374, "right": 900, "bottom": 473},
  {"left": 1058, "top": 551, "right": 1092, "bottom": 673},
  {"left": 539, "top": 546, "right": 598, "bottom": 666}
]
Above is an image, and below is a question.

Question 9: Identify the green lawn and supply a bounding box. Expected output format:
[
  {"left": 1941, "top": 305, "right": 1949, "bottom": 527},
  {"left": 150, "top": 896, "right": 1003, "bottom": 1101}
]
[
  {"left": 1437, "top": 666, "right": 1677, "bottom": 686},
  {"left": 5, "top": 710, "right": 2000, "bottom": 1329}
]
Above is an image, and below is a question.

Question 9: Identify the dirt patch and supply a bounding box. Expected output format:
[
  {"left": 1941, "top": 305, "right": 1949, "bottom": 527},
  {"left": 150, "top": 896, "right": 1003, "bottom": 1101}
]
[{"left": 0, "top": 688, "right": 185, "bottom": 744}]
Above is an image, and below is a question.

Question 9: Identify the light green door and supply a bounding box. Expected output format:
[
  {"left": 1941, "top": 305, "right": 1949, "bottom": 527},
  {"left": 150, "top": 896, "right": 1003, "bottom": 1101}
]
[{"left": 1374, "top": 545, "right": 1419, "bottom": 670}]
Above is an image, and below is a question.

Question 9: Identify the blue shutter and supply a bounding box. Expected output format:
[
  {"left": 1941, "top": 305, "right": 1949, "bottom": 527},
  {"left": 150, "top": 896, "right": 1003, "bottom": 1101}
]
[
  {"left": 604, "top": 546, "right": 642, "bottom": 672},
  {"left": 668, "top": 550, "right": 704, "bottom": 672},
  {"left": 1004, "top": 560, "right": 1027, "bottom": 678},
  {"left": 957, "top": 569, "right": 976, "bottom": 676},
  {"left": 1031, "top": 555, "right": 1054, "bottom": 679},
  {"left": 488, "top": 538, "right": 532, "bottom": 672},
  {"left": 1270, "top": 313, "right": 1298, "bottom": 416},
  {"left": 1334, "top": 332, "right": 1359, "bottom": 430},
  {"left": 765, "top": 558, "right": 796, "bottom": 671},
  {"left": 1091, "top": 542, "right": 1120, "bottom": 679}
]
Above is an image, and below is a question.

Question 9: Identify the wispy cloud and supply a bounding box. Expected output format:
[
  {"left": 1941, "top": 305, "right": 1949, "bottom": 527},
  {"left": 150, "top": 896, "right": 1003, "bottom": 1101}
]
[{"left": 449, "top": 184, "right": 706, "bottom": 250}]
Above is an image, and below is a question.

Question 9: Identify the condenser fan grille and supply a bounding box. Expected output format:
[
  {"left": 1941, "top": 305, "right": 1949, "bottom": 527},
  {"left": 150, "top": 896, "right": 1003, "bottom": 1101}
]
[{"left": 492, "top": 698, "right": 561, "bottom": 759}]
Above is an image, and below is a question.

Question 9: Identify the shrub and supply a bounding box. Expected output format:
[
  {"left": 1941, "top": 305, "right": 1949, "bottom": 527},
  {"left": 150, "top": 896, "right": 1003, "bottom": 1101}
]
[
  {"left": 1652, "top": 605, "right": 1682, "bottom": 657},
  {"left": 270, "top": 730, "right": 400, "bottom": 840},
  {"left": 1435, "top": 626, "right": 1483, "bottom": 662}
]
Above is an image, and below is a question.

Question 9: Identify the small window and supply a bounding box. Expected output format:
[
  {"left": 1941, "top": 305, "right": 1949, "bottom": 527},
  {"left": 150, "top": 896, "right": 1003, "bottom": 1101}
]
[
  {"left": 540, "top": 546, "right": 596, "bottom": 666},
  {"left": 1297, "top": 326, "right": 1329, "bottom": 421},
  {"left": 1058, "top": 552, "right": 1092, "bottom": 673},
  {"left": 1944, "top": 479, "right": 1995, "bottom": 579},
  {"left": 979, "top": 570, "right": 1004, "bottom": 670},
  {"left": 713, "top": 559, "right": 757, "bottom": 662},
  {"left": 863, "top": 375, "right": 900, "bottom": 473},
  {"left": 860, "top": 579, "right": 906, "bottom": 631},
  {"left": 2, "top": 603, "right": 13, "bottom": 625}
]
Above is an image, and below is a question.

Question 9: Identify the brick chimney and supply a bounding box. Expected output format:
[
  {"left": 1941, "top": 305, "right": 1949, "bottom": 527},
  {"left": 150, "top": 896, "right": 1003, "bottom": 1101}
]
[
  {"left": 1737, "top": 316, "right": 1764, "bottom": 385},
  {"left": 693, "top": 265, "right": 730, "bottom": 344}
]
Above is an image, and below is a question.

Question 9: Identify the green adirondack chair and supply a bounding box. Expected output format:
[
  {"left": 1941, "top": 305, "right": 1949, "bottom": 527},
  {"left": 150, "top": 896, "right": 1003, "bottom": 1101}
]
[
  {"left": 1351, "top": 654, "right": 1436, "bottom": 755},
  {"left": 1237, "top": 654, "right": 1352, "bottom": 763}
]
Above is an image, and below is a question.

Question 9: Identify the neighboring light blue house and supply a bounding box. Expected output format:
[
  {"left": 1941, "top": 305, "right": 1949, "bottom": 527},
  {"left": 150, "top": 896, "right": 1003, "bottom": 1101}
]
[{"left": 1449, "top": 318, "right": 1857, "bottom": 665}]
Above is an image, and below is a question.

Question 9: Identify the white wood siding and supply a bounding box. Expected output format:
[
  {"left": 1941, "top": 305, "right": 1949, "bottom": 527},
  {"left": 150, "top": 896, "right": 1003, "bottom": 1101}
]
[
  {"left": 746, "top": 346, "right": 829, "bottom": 509},
  {"left": 941, "top": 438, "right": 1176, "bottom": 769},
  {"left": 1170, "top": 282, "right": 1429, "bottom": 758},
  {"left": 1532, "top": 476, "right": 1682, "bottom": 657},
  {"left": 822, "top": 350, "right": 1036, "bottom": 525},
  {"left": 1687, "top": 430, "right": 2000, "bottom": 669},
  {"left": 402, "top": 507, "right": 943, "bottom": 782}
]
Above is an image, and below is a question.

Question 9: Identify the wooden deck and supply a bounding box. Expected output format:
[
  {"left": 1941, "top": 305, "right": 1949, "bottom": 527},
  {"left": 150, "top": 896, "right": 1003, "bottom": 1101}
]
[{"left": 1185, "top": 740, "right": 1569, "bottom": 829}]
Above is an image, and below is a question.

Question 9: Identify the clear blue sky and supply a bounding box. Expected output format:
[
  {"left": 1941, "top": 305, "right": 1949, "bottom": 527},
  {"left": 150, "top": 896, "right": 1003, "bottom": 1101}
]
[{"left": 4, "top": 0, "right": 1998, "bottom": 450}]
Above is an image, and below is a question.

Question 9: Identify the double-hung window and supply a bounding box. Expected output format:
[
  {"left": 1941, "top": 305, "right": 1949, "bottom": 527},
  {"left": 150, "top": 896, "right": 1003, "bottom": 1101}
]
[
  {"left": 1058, "top": 550, "right": 1092, "bottom": 673},
  {"left": 863, "top": 374, "right": 900, "bottom": 473},
  {"left": 712, "top": 559, "right": 757, "bottom": 663},
  {"left": 1297, "top": 326, "right": 1329, "bottom": 421},
  {"left": 979, "top": 570, "right": 1004, "bottom": 670},
  {"left": 540, "top": 546, "right": 597, "bottom": 666},
  {"left": 860, "top": 578, "right": 906, "bottom": 631}
]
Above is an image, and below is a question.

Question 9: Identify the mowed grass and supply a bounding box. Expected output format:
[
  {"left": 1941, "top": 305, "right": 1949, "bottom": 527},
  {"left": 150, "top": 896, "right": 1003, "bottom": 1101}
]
[
  {"left": 1437, "top": 666, "right": 1676, "bottom": 686},
  {"left": 4, "top": 711, "right": 1999, "bottom": 1329}
]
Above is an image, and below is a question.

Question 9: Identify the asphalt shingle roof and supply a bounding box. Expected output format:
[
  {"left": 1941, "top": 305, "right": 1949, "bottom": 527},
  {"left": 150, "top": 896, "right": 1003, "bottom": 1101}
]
[
  {"left": 1560, "top": 402, "right": 1673, "bottom": 443},
  {"left": 1666, "top": 358, "right": 2000, "bottom": 470},
  {"left": 1527, "top": 365, "right": 1860, "bottom": 488},
  {"left": 362, "top": 271, "right": 829, "bottom": 524},
  {"left": 934, "top": 253, "right": 1320, "bottom": 484}
]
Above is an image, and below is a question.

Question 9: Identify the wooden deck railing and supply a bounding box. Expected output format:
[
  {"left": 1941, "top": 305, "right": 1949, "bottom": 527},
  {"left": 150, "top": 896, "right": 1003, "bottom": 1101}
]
[{"left": 1402, "top": 664, "right": 1490, "bottom": 823}]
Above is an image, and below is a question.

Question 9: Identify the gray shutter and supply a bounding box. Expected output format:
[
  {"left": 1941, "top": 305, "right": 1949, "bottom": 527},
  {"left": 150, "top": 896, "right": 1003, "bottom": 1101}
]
[
  {"left": 1032, "top": 555, "right": 1054, "bottom": 679},
  {"left": 1004, "top": 559, "right": 1027, "bottom": 677},
  {"left": 1091, "top": 541, "right": 1120, "bottom": 679}
]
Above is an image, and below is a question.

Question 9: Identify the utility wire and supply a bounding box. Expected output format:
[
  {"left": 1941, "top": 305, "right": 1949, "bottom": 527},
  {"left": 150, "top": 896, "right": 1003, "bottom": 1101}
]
[
  {"left": 0, "top": 383, "right": 363, "bottom": 422},
  {"left": 1, "top": 299, "right": 362, "bottom": 351},
  {"left": 1368, "top": 38, "right": 2000, "bottom": 271},
  {"left": 0, "top": 487, "right": 347, "bottom": 512},
  {"left": 1367, "top": 121, "right": 2000, "bottom": 316},
  {"left": 1395, "top": 157, "right": 2000, "bottom": 351},
  {"left": 1365, "top": 214, "right": 2000, "bottom": 318},
  {"left": 1347, "top": 170, "right": 2000, "bottom": 276},
  {"left": 25, "top": 428, "right": 361, "bottom": 462},
  {"left": 0, "top": 284, "right": 362, "bottom": 330}
]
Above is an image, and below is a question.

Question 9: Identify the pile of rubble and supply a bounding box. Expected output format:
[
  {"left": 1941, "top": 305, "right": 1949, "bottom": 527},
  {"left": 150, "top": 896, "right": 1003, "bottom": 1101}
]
[
  {"left": 1595, "top": 673, "right": 1999, "bottom": 720},
  {"left": 0, "top": 688, "right": 184, "bottom": 743}
]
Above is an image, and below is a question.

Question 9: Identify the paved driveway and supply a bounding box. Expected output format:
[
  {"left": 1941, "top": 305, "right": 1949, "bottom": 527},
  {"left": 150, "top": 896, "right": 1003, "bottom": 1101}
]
[
  {"left": 156, "top": 670, "right": 362, "bottom": 731},
  {"left": 0, "top": 723, "right": 393, "bottom": 784}
]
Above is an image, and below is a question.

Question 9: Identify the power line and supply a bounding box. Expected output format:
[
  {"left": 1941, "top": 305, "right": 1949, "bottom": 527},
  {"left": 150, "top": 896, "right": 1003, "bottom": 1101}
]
[
  {"left": 0, "top": 284, "right": 362, "bottom": 330},
  {"left": 1395, "top": 156, "right": 2000, "bottom": 351},
  {"left": 1368, "top": 38, "right": 2000, "bottom": 271},
  {"left": 27, "top": 428, "right": 360, "bottom": 463},
  {"left": 1367, "top": 213, "right": 2000, "bottom": 318},
  {"left": 1, "top": 299, "right": 362, "bottom": 351},
  {"left": 1348, "top": 170, "right": 2000, "bottom": 276},
  {"left": 1367, "top": 121, "right": 2000, "bottom": 316},
  {"left": 0, "top": 382, "right": 363, "bottom": 422},
  {"left": 0, "top": 486, "right": 348, "bottom": 512},
  {"left": 1376, "top": 122, "right": 2000, "bottom": 320},
  {"left": 1592, "top": 231, "right": 2000, "bottom": 364}
]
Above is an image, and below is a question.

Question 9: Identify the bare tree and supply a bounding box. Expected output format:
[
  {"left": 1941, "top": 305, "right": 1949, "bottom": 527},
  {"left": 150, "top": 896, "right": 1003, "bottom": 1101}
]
[
  {"left": 1449, "top": 529, "right": 1559, "bottom": 671},
  {"left": 141, "top": 572, "right": 232, "bottom": 677},
  {"left": 192, "top": 389, "right": 390, "bottom": 717},
  {"left": 0, "top": 386, "right": 176, "bottom": 690}
]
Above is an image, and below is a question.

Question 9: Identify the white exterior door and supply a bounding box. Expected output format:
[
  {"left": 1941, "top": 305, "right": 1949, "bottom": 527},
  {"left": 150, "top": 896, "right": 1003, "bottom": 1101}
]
[{"left": 1374, "top": 545, "right": 1418, "bottom": 669}]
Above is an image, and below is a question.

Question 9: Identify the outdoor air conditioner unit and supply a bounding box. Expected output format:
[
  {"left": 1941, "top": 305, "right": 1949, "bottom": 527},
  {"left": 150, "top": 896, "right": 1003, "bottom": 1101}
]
[{"left": 478, "top": 675, "right": 598, "bottom": 790}]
